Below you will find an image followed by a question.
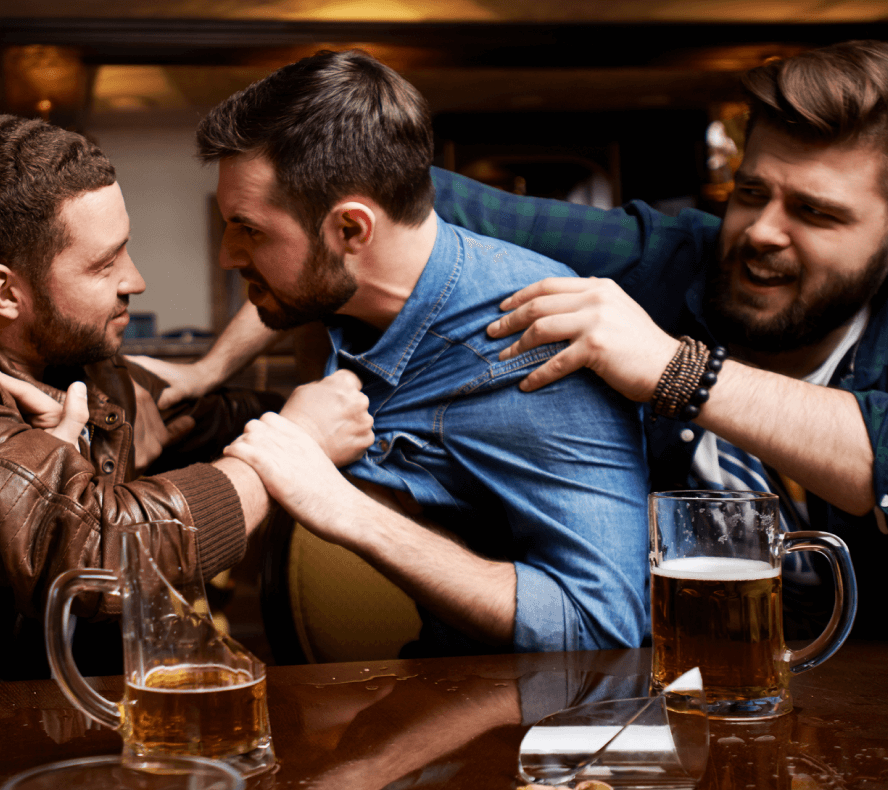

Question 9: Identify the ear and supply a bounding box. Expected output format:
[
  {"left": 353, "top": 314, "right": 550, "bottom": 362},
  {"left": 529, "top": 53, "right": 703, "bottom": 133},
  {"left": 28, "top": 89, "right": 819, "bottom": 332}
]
[
  {"left": 325, "top": 201, "right": 376, "bottom": 255},
  {"left": 0, "top": 264, "right": 26, "bottom": 321}
]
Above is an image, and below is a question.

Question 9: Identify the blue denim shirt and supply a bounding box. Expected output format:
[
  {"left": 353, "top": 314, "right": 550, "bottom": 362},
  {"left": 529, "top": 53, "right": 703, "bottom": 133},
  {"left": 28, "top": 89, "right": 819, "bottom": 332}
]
[{"left": 325, "top": 215, "right": 650, "bottom": 655}]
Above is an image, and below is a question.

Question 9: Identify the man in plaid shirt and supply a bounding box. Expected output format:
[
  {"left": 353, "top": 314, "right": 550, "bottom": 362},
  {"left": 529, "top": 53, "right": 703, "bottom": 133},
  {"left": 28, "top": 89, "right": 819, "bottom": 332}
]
[{"left": 435, "top": 40, "right": 888, "bottom": 639}]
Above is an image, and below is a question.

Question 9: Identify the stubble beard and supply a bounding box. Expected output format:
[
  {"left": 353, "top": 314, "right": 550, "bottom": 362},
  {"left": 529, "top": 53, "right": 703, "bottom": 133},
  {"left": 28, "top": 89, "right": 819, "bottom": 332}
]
[
  {"left": 704, "top": 237, "right": 888, "bottom": 355},
  {"left": 26, "top": 289, "right": 125, "bottom": 368},
  {"left": 251, "top": 236, "right": 358, "bottom": 331}
]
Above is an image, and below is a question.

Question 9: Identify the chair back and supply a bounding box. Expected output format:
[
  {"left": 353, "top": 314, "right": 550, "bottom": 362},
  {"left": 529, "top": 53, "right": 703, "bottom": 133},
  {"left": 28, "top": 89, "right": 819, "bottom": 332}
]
[{"left": 261, "top": 508, "right": 422, "bottom": 664}]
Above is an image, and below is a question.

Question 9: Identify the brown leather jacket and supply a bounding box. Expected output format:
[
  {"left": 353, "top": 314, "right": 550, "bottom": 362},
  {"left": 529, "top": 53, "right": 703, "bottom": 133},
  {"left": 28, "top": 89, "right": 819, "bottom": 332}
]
[{"left": 0, "top": 351, "right": 280, "bottom": 627}]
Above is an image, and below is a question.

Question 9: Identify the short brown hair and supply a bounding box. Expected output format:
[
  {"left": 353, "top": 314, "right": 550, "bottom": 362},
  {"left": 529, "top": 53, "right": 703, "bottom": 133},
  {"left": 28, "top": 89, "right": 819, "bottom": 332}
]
[
  {"left": 196, "top": 49, "right": 435, "bottom": 232},
  {"left": 0, "top": 115, "right": 116, "bottom": 284},
  {"left": 742, "top": 40, "right": 888, "bottom": 150}
]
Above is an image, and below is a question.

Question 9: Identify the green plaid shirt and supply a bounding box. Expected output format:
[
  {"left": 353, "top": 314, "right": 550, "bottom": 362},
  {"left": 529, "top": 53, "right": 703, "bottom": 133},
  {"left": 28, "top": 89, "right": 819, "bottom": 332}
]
[{"left": 431, "top": 166, "right": 721, "bottom": 335}]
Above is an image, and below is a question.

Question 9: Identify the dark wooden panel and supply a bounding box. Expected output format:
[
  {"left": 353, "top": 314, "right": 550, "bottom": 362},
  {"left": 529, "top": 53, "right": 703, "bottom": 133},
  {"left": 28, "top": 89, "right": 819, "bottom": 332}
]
[{"left": 2, "top": 19, "right": 887, "bottom": 67}]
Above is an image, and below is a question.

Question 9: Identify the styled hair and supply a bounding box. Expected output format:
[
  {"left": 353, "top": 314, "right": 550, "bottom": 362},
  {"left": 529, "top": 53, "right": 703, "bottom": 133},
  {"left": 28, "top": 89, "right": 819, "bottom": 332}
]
[
  {"left": 742, "top": 40, "right": 888, "bottom": 151},
  {"left": 196, "top": 49, "right": 435, "bottom": 232},
  {"left": 0, "top": 115, "right": 116, "bottom": 284}
]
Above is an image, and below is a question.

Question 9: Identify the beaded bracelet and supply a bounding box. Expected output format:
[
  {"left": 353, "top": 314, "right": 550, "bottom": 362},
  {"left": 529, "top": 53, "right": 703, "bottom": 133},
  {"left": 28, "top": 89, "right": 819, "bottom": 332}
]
[{"left": 650, "top": 336, "right": 727, "bottom": 421}]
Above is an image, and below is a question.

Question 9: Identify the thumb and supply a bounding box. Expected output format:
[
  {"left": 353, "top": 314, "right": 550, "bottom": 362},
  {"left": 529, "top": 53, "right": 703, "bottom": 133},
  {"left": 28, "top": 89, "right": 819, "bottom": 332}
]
[{"left": 49, "top": 381, "right": 90, "bottom": 447}]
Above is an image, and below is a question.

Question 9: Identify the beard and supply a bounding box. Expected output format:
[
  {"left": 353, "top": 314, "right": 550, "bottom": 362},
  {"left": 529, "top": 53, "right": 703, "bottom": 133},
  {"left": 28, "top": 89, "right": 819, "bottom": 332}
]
[
  {"left": 246, "top": 236, "right": 358, "bottom": 331},
  {"left": 705, "top": 236, "right": 888, "bottom": 354},
  {"left": 26, "top": 290, "right": 125, "bottom": 368}
]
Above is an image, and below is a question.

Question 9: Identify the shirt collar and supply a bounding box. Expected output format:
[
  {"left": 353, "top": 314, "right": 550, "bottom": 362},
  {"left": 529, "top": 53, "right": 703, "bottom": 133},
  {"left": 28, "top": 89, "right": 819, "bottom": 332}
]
[
  {"left": 328, "top": 213, "right": 459, "bottom": 386},
  {"left": 850, "top": 280, "right": 888, "bottom": 387}
]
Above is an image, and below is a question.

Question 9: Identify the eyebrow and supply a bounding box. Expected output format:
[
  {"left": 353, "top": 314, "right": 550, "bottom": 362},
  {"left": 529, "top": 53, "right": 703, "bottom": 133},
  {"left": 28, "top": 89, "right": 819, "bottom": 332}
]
[{"left": 227, "top": 214, "right": 253, "bottom": 226}]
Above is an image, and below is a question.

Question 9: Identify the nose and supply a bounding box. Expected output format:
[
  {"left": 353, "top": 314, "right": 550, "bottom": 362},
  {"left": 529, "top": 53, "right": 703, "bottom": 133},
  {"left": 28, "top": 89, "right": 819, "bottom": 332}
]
[
  {"left": 220, "top": 226, "right": 248, "bottom": 271},
  {"left": 743, "top": 200, "right": 792, "bottom": 252},
  {"left": 118, "top": 249, "right": 146, "bottom": 296}
]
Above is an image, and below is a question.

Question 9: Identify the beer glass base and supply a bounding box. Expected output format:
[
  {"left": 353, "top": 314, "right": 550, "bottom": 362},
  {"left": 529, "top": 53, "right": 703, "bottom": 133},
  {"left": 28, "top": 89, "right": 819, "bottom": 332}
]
[
  {"left": 705, "top": 693, "right": 792, "bottom": 720},
  {"left": 651, "top": 678, "right": 792, "bottom": 720},
  {"left": 121, "top": 738, "right": 276, "bottom": 778},
  {"left": 222, "top": 739, "right": 277, "bottom": 777}
]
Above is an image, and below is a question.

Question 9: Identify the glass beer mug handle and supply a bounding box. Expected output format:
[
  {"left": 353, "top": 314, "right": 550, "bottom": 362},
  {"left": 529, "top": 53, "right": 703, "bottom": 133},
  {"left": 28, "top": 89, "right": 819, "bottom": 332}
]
[
  {"left": 782, "top": 531, "right": 858, "bottom": 675},
  {"left": 44, "top": 568, "right": 122, "bottom": 730}
]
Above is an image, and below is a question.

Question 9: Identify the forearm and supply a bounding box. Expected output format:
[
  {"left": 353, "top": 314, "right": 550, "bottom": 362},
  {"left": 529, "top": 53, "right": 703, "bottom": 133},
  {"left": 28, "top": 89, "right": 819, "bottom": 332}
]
[
  {"left": 433, "top": 167, "right": 592, "bottom": 259},
  {"left": 431, "top": 167, "right": 721, "bottom": 291},
  {"left": 125, "top": 302, "right": 286, "bottom": 409},
  {"left": 194, "top": 302, "right": 283, "bottom": 388},
  {"left": 696, "top": 360, "right": 875, "bottom": 515},
  {"left": 304, "top": 479, "right": 517, "bottom": 646},
  {"left": 222, "top": 411, "right": 516, "bottom": 646}
]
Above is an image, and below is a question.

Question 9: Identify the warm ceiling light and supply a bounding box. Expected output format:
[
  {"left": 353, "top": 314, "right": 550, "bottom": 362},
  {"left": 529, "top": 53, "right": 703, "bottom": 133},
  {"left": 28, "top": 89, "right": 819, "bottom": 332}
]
[
  {"left": 275, "top": 0, "right": 492, "bottom": 21},
  {"left": 2, "top": 45, "right": 86, "bottom": 120},
  {"left": 92, "top": 65, "right": 188, "bottom": 111}
]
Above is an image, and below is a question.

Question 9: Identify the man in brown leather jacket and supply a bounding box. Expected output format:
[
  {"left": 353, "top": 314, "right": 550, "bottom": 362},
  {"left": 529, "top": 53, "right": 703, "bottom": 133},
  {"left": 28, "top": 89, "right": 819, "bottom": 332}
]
[{"left": 0, "top": 115, "right": 374, "bottom": 678}]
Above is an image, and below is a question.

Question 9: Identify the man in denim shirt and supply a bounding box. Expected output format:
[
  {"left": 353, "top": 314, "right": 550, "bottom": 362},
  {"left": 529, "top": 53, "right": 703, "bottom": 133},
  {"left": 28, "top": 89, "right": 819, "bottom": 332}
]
[{"left": 199, "top": 50, "right": 650, "bottom": 656}]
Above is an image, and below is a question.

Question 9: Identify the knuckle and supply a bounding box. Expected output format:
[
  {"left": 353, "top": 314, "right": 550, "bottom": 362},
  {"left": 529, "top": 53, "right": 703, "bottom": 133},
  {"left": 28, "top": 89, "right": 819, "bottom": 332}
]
[
  {"left": 547, "top": 355, "right": 567, "bottom": 374},
  {"left": 522, "top": 302, "right": 542, "bottom": 322},
  {"left": 525, "top": 321, "right": 545, "bottom": 343},
  {"left": 599, "top": 277, "right": 620, "bottom": 297},
  {"left": 339, "top": 369, "right": 362, "bottom": 387}
]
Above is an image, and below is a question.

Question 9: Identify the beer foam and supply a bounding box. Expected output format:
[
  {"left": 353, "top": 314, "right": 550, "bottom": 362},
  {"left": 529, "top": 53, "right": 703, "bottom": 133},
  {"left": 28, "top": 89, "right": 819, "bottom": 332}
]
[
  {"left": 134, "top": 663, "right": 261, "bottom": 693},
  {"left": 653, "top": 556, "right": 778, "bottom": 580}
]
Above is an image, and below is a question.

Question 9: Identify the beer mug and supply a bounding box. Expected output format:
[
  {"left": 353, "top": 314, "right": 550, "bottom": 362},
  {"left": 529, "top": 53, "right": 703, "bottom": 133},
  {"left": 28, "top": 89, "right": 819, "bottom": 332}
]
[
  {"left": 44, "top": 520, "right": 275, "bottom": 776},
  {"left": 648, "top": 491, "right": 857, "bottom": 719}
]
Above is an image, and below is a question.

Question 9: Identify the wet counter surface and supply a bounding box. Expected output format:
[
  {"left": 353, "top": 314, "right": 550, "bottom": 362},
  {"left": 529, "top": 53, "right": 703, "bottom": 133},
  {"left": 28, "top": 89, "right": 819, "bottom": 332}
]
[{"left": 0, "top": 642, "right": 885, "bottom": 789}]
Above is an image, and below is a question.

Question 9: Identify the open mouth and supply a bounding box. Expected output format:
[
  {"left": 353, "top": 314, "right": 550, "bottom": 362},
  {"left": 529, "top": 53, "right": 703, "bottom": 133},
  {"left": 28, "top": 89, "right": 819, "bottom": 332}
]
[{"left": 743, "top": 262, "right": 796, "bottom": 287}]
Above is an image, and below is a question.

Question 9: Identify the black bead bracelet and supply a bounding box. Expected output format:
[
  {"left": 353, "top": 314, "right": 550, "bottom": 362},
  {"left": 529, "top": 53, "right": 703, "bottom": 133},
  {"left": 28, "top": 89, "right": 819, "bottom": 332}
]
[{"left": 676, "top": 345, "right": 727, "bottom": 421}]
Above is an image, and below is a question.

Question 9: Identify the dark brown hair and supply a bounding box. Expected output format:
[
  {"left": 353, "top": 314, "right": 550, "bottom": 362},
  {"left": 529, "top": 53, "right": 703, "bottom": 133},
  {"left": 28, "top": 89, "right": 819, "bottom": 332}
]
[
  {"left": 0, "top": 115, "right": 116, "bottom": 284},
  {"left": 196, "top": 49, "right": 435, "bottom": 232},
  {"left": 742, "top": 40, "right": 888, "bottom": 150}
]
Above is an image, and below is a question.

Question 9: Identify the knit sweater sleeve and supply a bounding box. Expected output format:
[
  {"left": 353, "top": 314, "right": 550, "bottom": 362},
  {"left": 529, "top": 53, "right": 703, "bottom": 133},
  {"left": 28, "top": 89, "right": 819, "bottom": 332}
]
[{"left": 158, "top": 462, "right": 247, "bottom": 581}]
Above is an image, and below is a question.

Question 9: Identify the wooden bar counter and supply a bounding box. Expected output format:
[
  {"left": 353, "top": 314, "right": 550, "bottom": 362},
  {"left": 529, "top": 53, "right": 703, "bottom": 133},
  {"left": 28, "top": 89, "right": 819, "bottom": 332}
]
[{"left": 1, "top": 642, "right": 885, "bottom": 788}]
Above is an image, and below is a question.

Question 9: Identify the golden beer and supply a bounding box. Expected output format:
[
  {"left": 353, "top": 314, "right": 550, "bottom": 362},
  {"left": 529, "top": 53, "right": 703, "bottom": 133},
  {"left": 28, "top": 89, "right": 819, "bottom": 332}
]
[
  {"left": 650, "top": 557, "right": 789, "bottom": 704},
  {"left": 119, "top": 663, "right": 270, "bottom": 758}
]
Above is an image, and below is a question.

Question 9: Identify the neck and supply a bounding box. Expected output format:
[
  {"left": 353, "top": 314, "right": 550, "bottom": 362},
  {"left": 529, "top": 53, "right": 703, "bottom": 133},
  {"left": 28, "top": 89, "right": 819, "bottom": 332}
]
[
  {"left": 0, "top": 323, "right": 45, "bottom": 380},
  {"left": 734, "top": 317, "right": 860, "bottom": 379},
  {"left": 340, "top": 210, "right": 439, "bottom": 332}
]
